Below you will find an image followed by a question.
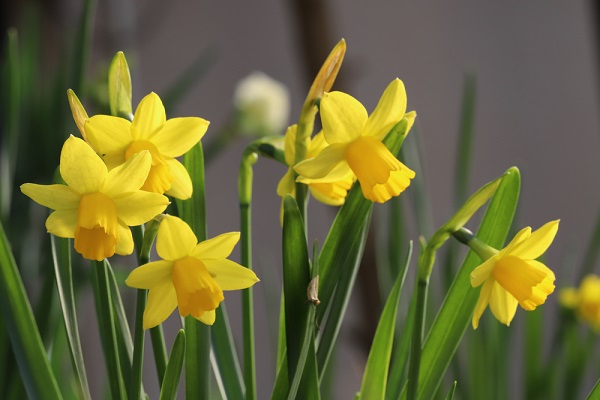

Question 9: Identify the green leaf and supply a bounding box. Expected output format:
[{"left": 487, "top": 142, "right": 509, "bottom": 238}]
[
  {"left": 50, "top": 235, "right": 91, "bottom": 400},
  {"left": 92, "top": 260, "right": 127, "bottom": 400},
  {"left": 70, "top": 0, "right": 95, "bottom": 95},
  {"left": 316, "top": 119, "right": 411, "bottom": 377},
  {"left": 108, "top": 51, "right": 133, "bottom": 119},
  {"left": 445, "top": 382, "right": 457, "bottom": 400},
  {"left": 401, "top": 166, "right": 520, "bottom": 400},
  {"left": 586, "top": 378, "right": 600, "bottom": 400},
  {"left": 159, "top": 330, "right": 186, "bottom": 400},
  {"left": 360, "top": 242, "right": 412, "bottom": 400},
  {"left": 282, "top": 195, "right": 311, "bottom": 392},
  {"left": 211, "top": 305, "right": 245, "bottom": 400},
  {"left": 0, "top": 220, "right": 62, "bottom": 399}
]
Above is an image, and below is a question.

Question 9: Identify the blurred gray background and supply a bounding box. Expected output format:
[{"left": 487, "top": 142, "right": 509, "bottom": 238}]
[{"left": 4, "top": 0, "right": 600, "bottom": 398}]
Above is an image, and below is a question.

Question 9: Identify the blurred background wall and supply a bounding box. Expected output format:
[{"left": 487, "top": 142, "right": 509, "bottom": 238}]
[{"left": 3, "top": 0, "right": 600, "bottom": 398}]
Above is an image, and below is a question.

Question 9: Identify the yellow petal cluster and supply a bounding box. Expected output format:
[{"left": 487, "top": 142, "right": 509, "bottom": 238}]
[
  {"left": 294, "top": 79, "right": 416, "bottom": 203},
  {"left": 277, "top": 125, "right": 354, "bottom": 210},
  {"left": 125, "top": 215, "right": 259, "bottom": 329},
  {"left": 560, "top": 275, "right": 600, "bottom": 331},
  {"left": 21, "top": 136, "right": 169, "bottom": 261},
  {"left": 84, "top": 92, "right": 209, "bottom": 199},
  {"left": 470, "top": 220, "right": 559, "bottom": 329}
]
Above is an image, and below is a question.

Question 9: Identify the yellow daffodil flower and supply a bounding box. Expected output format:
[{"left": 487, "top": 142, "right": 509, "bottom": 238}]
[
  {"left": 277, "top": 125, "right": 354, "bottom": 209},
  {"left": 125, "top": 215, "right": 259, "bottom": 329},
  {"left": 84, "top": 92, "right": 209, "bottom": 199},
  {"left": 294, "top": 79, "right": 416, "bottom": 203},
  {"left": 560, "top": 275, "right": 600, "bottom": 331},
  {"left": 470, "top": 220, "right": 559, "bottom": 329},
  {"left": 21, "top": 136, "right": 169, "bottom": 261}
]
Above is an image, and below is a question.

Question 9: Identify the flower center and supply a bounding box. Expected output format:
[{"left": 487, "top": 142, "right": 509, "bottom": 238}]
[
  {"left": 74, "top": 192, "right": 119, "bottom": 261},
  {"left": 125, "top": 140, "right": 174, "bottom": 194},
  {"left": 172, "top": 256, "right": 224, "bottom": 318}
]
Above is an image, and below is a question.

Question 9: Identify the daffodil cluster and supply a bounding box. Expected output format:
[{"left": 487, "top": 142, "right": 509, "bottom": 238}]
[
  {"left": 22, "top": 90, "right": 208, "bottom": 261},
  {"left": 278, "top": 78, "right": 416, "bottom": 208}
]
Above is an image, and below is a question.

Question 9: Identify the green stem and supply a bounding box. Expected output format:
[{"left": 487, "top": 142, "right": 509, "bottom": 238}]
[
  {"left": 239, "top": 151, "right": 257, "bottom": 400},
  {"left": 92, "top": 260, "right": 127, "bottom": 400},
  {"left": 185, "top": 317, "right": 210, "bottom": 399},
  {"left": 130, "top": 225, "right": 147, "bottom": 400},
  {"left": 407, "top": 278, "right": 428, "bottom": 400}
]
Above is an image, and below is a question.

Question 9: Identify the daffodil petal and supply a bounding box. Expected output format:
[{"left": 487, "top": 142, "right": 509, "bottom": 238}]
[
  {"left": 84, "top": 115, "right": 131, "bottom": 167},
  {"left": 193, "top": 232, "right": 240, "bottom": 260},
  {"left": 321, "top": 91, "right": 368, "bottom": 144},
  {"left": 499, "top": 226, "right": 531, "bottom": 256},
  {"left": 113, "top": 192, "right": 169, "bottom": 226},
  {"left": 20, "top": 184, "right": 80, "bottom": 210},
  {"left": 143, "top": 280, "right": 177, "bottom": 330},
  {"left": 472, "top": 277, "right": 494, "bottom": 329},
  {"left": 115, "top": 221, "right": 134, "bottom": 256},
  {"left": 363, "top": 79, "right": 407, "bottom": 140},
  {"left": 204, "top": 259, "right": 259, "bottom": 290},
  {"left": 164, "top": 158, "right": 192, "bottom": 200},
  {"left": 103, "top": 151, "right": 152, "bottom": 197},
  {"left": 308, "top": 173, "right": 354, "bottom": 206},
  {"left": 559, "top": 288, "right": 578, "bottom": 308},
  {"left": 46, "top": 210, "right": 77, "bottom": 238},
  {"left": 126, "top": 260, "right": 174, "bottom": 289},
  {"left": 511, "top": 220, "right": 559, "bottom": 260},
  {"left": 488, "top": 281, "right": 519, "bottom": 326},
  {"left": 197, "top": 309, "right": 216, "bottom": 325},
  {"left": 60, "top": 136, "right": 107, "bottom": 194},
  {"left": 150, "top": 117, "right": 209, "bottom": 157},
  {"left": 470, "top": 256, "right": 498, "bottom": 287},
  {"left": 283, "top": 125, "right": 298, "bottom": 165},
  {"left": 294, "top": 143, "right": 348, "bottom": 182},
  {"left": 131, "top": 92, "right": 166, "bottom": 140},
  {"left": 156, "top": 215, "right": 197, "bottom": 260},
  {"left": 307, "top": 130, "right": 328, "bottom": 157},
  {"left": 276, "top": 169, "right": 296, "bottom": 198}
]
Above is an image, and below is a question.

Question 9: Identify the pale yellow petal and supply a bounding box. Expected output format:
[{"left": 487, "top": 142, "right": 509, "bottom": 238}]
[
  {"left": 308, "top": 173, "right": 354, "bottom": 206},
  {"left": 126, "top": 260, "right": 174, "bottom": 289},
  {"left": 131, "top": 92, "right": 166, "bottom": 140},
  {"left": 113, "top": 192, "right": 169, "bottom": 226},
  {"left": 363, "top": 79, "right": 407, "bottom": 140},
  {"left": 143, "top": 280, "right": 177, "bottom": 329},
  {"left": 46, "top": 210, "right": 77, "bottom": 238},
  {"left": 470, "top": 256, "right": 498, "bottom": 287},
  {"left": 20, "top": 184, "right": 80, "bottom": 211},
  {"left": 283, "top": 125, "right": 299, "bottom": 165},
  {"left": 307, "top": 131, "right": 328, "bottom": 157},
  {"left": 277, "top": 169, "right": 296, "bottom": 198},
  {"left": 192, "top": 232, "right": 240, "bottom": 260},
  {"left": 488, "top": 281, "right": 519, "bottom": 326},
  {"left": 293, "top": 143, "right": 348, "bottom": 182},
  {"left": 164, "top": 158, "right": 192, "bottom": 200},
  {"left": 499, "top": 226, "right": 531, "bottom": 256},
  {"left": 196, "top": 309, "right": 216, "bottom": 325},
  {"left": 320, "top": 91, "right": 368, "bottom": 144},
  {"left": 510, "top": 220, "right": 559, "bottom": 260},
  {"left": 115, "top": 221, "right": 134, "bottom": 256},
  {"left": 156, "top": 215, "right": 197, "bottom": 260},
  {"left": 203, "top": 259, "right": 259, "bottom": 290},
  {"left": 103, "top": 151, "right": 152, "bottom": 197},
  {"left": 472, "top": 277, "right": 494, "bottom": 329},
  {"left": 60, "top": 136, "right": 107, "bottom": 194},
  {"left": 84, "top": 115, "right": 131, "bottom": 167},
  {"left": 150, "top": 117, "right": 209, "bottom": 157}
]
